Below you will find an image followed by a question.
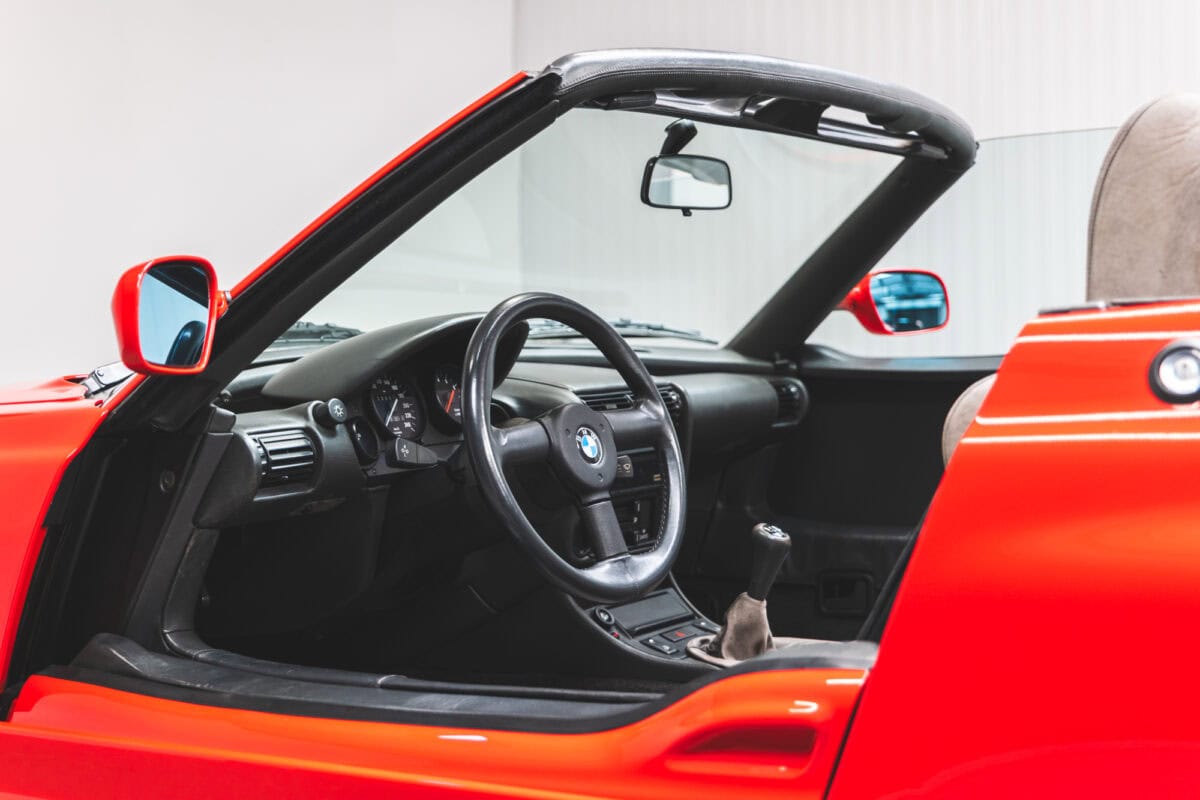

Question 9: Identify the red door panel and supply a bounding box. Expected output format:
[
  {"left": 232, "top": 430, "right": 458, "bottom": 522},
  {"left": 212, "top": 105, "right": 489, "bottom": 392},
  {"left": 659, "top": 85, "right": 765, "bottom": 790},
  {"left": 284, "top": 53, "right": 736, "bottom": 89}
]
[
  {"left": 0, "top": 385, "right": 107, "bottom": 680},
  {"left": 5, "top": 669, "right": 863, "bottom": 799},
  {"left": 828, "top": 302, "right": 1200, "bottom": 797}
]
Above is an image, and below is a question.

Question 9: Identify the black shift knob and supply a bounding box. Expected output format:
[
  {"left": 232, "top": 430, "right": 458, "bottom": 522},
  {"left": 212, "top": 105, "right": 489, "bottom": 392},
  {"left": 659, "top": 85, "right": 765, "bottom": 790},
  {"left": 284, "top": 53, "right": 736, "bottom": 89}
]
[{"left": 747, "top": 523, "right": 791, "bottom": 601}]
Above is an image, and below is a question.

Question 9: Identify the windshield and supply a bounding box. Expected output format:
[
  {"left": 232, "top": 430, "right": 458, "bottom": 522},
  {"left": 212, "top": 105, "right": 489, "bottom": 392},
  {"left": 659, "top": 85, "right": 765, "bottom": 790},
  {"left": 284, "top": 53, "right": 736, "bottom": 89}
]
[
  {"left": 303, "top": 107, "right": 900, "bottom": 345},
  {"left": 808, "top": 127, "right": 1118, "bottom": 357}
]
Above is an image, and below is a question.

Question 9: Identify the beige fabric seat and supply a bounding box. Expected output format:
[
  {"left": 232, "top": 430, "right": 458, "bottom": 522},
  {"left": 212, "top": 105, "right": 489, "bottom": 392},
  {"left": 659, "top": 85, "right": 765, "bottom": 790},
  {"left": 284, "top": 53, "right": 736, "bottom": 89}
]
[
  {"left": 1089, "top": 94, "right": 1200, "bottom": 301},
  {"left": 941, "top": 93, "right": 1200, "bottom": 464},
  {"left": 941, "top": 374, "right": 997, "bottom": 465}
]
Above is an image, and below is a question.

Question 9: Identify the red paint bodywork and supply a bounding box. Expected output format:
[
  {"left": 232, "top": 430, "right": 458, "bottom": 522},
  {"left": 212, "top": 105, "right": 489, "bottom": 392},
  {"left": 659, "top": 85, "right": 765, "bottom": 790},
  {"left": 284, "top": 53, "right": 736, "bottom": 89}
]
[
  {"left": 829, "top": 300, "right": 1200, "bottom": 797},
  {"left": 4, "top": 65, "right": 1200, "bottom": 797},
  {"left": 0, "top": 382, "right": 104, "bottom": 681},
  {"left": 3, "top": 668, "right": 864, "bottom": 799},
  {"left": 111, "top": 256, "right": 220, "bottom": 376}
]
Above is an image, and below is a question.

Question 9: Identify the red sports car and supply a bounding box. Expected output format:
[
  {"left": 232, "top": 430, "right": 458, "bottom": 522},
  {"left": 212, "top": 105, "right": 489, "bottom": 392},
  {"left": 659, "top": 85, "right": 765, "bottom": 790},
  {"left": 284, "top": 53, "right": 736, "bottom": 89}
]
[{"left": 2, "top": 49, "right": 1198, "bottom": 798}]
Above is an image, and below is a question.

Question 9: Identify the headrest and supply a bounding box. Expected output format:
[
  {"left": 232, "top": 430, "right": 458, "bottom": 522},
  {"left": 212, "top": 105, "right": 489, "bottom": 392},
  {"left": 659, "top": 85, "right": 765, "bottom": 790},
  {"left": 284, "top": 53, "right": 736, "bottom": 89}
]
[{"left": 1088, "top": 94, "right": 1200, "bottom": 301}]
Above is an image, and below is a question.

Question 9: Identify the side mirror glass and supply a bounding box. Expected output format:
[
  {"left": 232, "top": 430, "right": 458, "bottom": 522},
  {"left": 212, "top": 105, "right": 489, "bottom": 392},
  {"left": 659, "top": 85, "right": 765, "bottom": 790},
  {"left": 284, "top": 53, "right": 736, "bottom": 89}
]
[
  {"left": 641, "top": 155, "right": 731, "bottom": 213},
  {"left": 839, "top": 269, "right": 948, "bottom": 335},
  {"left": 111, "top": 256, "right": 219, "bottom": 375}
]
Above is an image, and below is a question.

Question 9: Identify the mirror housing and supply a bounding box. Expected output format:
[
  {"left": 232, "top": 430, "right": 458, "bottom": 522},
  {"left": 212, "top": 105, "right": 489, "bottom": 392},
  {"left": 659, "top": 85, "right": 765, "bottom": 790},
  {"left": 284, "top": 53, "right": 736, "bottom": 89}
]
[
  {"left": 111, "top": 256, "right": 220, "bottom": 375},
  {"left": 641, "top": 154, "right": 731, "bottom": 213},
  {"left": 839, "top": 269, "right": 949, "bottom": 335}
]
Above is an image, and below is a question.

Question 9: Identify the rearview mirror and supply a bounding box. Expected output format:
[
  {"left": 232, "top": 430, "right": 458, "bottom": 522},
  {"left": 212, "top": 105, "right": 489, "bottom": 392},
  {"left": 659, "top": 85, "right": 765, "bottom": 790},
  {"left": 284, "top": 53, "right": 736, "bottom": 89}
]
[
  {"left": 111, "top": 256, "right": 219, "bottom": 375},
  {"left": 641, "top": 155, "right": 731, "bottom": 213},
  {"left": 839, "top": 269, "right": 949, "bottom": 335}
]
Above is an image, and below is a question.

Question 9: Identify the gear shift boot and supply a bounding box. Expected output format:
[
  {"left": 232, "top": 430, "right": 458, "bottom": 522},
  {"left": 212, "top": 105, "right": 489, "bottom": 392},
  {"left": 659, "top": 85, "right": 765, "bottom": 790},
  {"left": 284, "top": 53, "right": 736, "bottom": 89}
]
[
  {"left": 689, "top": 523, "right": 818, "bottom": 667},
  {"left": 698, "top": 592, "right": 773, "bottom": 661}
]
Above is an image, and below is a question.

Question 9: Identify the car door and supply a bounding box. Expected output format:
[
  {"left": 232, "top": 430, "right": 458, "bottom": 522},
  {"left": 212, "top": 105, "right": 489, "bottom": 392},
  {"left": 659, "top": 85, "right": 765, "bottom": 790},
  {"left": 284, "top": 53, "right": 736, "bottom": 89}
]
[{"left": 2, "top": 659, "right": 868, "bottom": 799}]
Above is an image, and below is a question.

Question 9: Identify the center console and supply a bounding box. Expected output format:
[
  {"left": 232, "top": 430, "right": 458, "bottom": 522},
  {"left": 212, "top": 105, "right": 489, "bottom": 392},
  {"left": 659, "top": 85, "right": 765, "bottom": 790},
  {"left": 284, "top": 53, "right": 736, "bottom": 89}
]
[{"left": 587, "top": 588, "right": 721, "bottom": 659}]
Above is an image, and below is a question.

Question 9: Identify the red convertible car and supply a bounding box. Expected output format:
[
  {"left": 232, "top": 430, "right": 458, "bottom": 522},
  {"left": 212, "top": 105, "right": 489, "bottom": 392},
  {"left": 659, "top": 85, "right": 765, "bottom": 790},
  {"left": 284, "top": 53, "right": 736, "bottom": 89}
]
[{"left": 2, "top": 49, "right": 1199, "bottom": 798}]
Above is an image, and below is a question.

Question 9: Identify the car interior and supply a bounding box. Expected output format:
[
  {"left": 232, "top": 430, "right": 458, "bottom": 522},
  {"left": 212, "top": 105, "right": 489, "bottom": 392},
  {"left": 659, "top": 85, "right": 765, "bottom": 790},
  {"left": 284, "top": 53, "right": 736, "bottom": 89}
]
[{"left": 10, "top": 51, "right": 1001, "bottom": 730}]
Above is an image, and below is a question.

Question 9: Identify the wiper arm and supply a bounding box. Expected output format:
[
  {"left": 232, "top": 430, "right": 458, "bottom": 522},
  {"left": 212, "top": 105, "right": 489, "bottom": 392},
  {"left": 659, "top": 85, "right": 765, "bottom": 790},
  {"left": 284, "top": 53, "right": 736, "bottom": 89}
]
[
  {"left": 526, "top": 317, "right": 714, "bottom": 344},
  {"left": 273, "top": 320, "right": 363, "bottom": 343},
  {"left": 607, "top": 318, "right": 716, "bottom": 343}
]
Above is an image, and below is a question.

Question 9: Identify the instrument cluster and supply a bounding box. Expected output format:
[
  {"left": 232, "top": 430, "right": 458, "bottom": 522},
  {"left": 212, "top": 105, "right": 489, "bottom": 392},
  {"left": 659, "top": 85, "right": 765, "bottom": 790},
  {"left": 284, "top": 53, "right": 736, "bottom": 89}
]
[{"left": 366, "top": 362, "right": 463, "bottom": 443}]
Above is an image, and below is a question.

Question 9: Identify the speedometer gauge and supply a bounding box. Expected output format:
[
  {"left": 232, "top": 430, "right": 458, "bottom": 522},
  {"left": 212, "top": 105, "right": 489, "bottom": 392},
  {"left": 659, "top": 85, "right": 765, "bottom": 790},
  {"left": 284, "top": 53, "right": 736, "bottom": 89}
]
[
  {"left": 433, "top": 364, "right": 463, "bottom": 424},
  {"left": 369, "top": 375, "right": 425, "bottom": 439}
]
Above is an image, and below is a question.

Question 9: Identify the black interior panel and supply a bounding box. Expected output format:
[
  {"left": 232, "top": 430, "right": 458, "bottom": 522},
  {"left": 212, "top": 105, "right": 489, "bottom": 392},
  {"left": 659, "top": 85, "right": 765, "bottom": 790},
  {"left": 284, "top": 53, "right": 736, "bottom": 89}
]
[
  {"left": 770, "top": 372, "right": 972, "bottom": 525},
  {"left": 674, "top": 355, "right": 994, "bottom": 641}
]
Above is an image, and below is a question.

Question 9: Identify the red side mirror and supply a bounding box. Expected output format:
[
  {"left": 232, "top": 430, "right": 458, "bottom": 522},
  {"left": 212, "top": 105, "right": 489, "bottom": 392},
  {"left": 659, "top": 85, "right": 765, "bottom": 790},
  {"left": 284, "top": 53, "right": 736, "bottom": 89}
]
[
  {"left": 111, "top": 256, "right": 220, "bottom": 375},
  {"left": 838, "top": 269, "right": 949, "bottom": 335}
]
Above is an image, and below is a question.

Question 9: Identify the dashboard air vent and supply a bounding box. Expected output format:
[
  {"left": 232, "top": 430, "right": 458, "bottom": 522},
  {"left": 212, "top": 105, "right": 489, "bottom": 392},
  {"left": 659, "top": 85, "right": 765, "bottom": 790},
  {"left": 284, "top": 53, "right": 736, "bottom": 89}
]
[
  {"left": 657, "top": 384, "right": 684, "bottom": 425},
  {"left": 577, "top": 385, "right": 684, "bottom": 426},
  {"left": 769, "top": 378, "right": 809, "bottom": 426},
  {"left": 578, "top": 388, "right": 635, "bottom": 412},
  {"left": 254, "top": 429, "right": 316, "bottom": 486}
]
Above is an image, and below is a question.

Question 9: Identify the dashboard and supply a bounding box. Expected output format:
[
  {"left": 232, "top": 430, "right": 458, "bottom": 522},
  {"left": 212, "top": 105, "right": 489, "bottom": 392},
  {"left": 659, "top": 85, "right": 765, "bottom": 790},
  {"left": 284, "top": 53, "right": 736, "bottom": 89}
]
[
  {"left": 196, "top": 313, "right": 809, "bottom": 536},
  {"left": 253, "top": 315, "right": 526, "bottom": 476}
]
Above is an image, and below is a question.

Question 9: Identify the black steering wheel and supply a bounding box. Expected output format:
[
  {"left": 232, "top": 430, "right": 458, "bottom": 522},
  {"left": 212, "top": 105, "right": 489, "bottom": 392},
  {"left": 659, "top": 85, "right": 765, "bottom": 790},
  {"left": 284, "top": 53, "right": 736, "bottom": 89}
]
[{"left": 462, "top": 293, "right": 687, "bottom": 603}]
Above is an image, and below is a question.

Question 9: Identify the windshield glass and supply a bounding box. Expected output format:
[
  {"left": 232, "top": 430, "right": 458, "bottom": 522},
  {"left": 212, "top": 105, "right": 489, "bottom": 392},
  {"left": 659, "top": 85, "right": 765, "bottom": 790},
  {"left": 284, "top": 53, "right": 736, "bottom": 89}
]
[
  {"left": 304, "top": 108, "right": 900, "bottom": 345},
  {"left": 808, "top": 127, "right": 1117, "bottom": 357}
]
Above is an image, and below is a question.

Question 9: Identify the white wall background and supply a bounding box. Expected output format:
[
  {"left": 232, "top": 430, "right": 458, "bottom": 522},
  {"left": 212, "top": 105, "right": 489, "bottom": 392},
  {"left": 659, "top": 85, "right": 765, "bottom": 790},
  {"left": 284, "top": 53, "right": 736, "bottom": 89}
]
[
  {"left": 6, "top": 0, "right": 1200, "bottom": 382},
  {"left": 0, "top": 0, "right": 513, "bottom": 385},
  {"left": 513, "top": 0, "right": 1200, "bottom": 142},
  {"left": 513, "top": 0, "right": 1200, "bottom": 357}
]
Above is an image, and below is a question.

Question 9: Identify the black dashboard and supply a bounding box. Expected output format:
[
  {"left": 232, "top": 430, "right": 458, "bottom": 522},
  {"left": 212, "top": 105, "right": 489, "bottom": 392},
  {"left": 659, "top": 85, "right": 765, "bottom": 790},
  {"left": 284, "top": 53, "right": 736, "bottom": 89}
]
[{"left": 196, "top": 314, "right": 810, "bottom": 541}]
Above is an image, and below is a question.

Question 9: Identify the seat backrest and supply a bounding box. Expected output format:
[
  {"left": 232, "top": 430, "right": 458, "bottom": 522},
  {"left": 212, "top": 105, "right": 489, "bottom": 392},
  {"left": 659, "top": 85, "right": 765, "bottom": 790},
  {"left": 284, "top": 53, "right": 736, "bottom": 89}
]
[
  {"left": 1089, "top": 93, "right": 1200, "bottom": 301},
  {"left": 941, "top": 374, "right": 996, "bottom": 466}
]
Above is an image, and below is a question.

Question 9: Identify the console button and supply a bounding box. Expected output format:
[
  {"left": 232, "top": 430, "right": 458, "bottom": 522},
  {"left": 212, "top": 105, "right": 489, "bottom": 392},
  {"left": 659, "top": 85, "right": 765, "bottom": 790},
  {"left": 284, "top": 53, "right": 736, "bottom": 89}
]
[
  {"left": 696, "top": 619, "right": 721, "bottom": 634},
  {"left": 662, "top": 628, "right": 692, "bottom": 642},
  {"left": 594, "top": 608, "right": 615, "bottom": 626},
  {"left": 641, "top": 636, "right": 678, "bottom": 655}
]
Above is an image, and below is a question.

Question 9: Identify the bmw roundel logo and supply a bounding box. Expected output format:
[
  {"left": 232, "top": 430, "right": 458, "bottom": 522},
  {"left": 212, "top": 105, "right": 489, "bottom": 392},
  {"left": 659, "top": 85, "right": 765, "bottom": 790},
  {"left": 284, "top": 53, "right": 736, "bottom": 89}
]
[{"left": 576, "top": 426, "right": 602, "bottom": 464}]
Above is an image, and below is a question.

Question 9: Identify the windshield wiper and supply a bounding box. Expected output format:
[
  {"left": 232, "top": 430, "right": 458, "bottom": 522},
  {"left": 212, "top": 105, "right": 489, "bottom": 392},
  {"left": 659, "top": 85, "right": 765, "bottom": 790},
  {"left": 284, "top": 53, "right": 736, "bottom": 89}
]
[
  {"left": 608, "top": 318, "right": 716, "bottom": 343},
  {"left": 526, "top": 317, "right": 715, "bottom": 344},
  {"left": 272, "top": 320, "right": 363, "bottom": 344}
]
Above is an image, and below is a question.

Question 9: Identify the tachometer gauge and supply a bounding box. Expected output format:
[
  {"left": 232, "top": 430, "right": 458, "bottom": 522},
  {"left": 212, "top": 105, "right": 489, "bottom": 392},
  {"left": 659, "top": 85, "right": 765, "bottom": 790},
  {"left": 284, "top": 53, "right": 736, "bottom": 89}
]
[
  {"left": 369, "top": 375, "right": 425, "bottom": 439},
  {"left": 432, "top": 364, "right": 463, "bottom": 424}
]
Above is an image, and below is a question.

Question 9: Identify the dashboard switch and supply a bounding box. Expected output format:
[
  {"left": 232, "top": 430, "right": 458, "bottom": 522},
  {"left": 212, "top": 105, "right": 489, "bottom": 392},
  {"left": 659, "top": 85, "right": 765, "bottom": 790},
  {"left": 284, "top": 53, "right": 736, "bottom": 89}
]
[
  {"left": 615, "top": 454, "right": 634, "bottom": 479},
  {"left": 313, "top": 398, "right": 347, "bottom": 428},
  {"left": 387, "top": 438, "right": 439, "bottom": 468},
  {"left": 347, "top": 417, "right": 380, "bottom": 465}
]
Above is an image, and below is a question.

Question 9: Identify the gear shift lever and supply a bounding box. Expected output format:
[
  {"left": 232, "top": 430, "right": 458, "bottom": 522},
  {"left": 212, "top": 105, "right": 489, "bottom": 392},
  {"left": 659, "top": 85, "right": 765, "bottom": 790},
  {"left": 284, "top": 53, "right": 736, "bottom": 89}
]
[
  {"left": 748, "top": 523, "right": 791, "bottom": 601},
  {"left": 690, "top": 522, "right": 793, "bottom": 664}
]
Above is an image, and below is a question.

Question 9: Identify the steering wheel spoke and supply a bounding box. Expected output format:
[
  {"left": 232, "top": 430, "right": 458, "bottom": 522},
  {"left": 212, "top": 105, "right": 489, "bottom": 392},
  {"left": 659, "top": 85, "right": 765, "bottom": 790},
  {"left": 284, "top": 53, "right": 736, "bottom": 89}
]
[
  {"left": 579, "top": 497, "right": 628, "bottom": 561},
  {"left": 603, "top": 405, "right": 662, "bottom": 448},
  {"left": 491, "top": 419, "right": 550, "bottom": 465},
  {"left": 463, "top": 292, "right": 686, "bottom": 603}
]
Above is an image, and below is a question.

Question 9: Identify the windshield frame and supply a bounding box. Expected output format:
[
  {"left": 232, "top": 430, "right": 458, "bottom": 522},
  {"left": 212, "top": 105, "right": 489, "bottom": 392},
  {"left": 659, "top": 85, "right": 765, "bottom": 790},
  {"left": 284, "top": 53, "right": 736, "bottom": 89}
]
[{"left": 109, "top": 50, "right": 976, "bottom": 432}]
